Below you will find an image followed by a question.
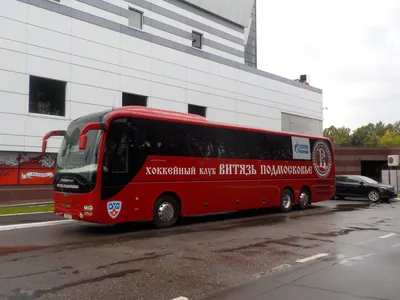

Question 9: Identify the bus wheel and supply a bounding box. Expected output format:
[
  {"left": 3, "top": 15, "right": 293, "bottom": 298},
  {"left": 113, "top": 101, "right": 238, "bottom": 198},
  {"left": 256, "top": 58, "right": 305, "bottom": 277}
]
[
  {"left": 299, "top": 188, "right": 311, "bottom": 210},
  {"left": 153, "top": 195, "right": 180, "bottom": 229},
  {"left": 280, "top": 188, "right": 294, "bottom": 213}
]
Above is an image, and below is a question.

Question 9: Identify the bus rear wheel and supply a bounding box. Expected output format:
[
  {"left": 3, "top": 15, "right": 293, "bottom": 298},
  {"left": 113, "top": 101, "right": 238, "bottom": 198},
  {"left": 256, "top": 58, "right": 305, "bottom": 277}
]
[
  {"left": 299, "top": 188, "right": 311, "bottom": 210},
  {"left": 153, "top": 195, "right": 180, "bottom": 229},
  {"left": 280, "top": 188, "right": 294, "bottom": 213}
]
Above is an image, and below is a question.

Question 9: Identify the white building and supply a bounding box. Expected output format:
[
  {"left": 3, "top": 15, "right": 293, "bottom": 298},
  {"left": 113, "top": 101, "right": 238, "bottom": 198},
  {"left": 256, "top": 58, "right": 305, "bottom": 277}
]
[{"left": 0, "top": 0, "right": 323, "bottom": 155}]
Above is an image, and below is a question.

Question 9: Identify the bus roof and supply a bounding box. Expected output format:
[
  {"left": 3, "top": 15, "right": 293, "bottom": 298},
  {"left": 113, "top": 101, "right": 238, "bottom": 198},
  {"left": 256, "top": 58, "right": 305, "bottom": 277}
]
[{"left": 110, "top": 106, "right": 329, "bottom": 141}]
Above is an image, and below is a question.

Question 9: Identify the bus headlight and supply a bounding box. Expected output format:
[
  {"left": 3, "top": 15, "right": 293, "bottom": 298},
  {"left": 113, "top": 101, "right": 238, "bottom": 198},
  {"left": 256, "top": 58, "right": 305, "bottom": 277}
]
[{"left": 84, "top": 205, "right": 93, "bottom": 211}]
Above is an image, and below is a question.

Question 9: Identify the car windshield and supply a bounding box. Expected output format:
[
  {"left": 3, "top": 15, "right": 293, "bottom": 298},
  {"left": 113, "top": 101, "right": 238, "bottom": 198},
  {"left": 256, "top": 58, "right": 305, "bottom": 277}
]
[{"left": 359, "top": 176, "right": 378, "bottom": 184}]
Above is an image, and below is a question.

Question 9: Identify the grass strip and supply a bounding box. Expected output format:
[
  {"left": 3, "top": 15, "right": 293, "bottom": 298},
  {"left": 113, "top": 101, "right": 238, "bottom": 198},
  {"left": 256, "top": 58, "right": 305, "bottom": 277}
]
[{"left": 0, "top": 205, "right": 54, "bottom": 216}]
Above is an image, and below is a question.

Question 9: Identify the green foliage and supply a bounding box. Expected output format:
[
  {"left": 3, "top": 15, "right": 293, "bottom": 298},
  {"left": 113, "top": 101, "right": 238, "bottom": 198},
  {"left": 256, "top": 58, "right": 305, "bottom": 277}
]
[
  {"left": 323, "top": 126, "right": 351, "bottom": 146},
  {"left": 324, "top": 121, "right": 400, "bottom": 147}
]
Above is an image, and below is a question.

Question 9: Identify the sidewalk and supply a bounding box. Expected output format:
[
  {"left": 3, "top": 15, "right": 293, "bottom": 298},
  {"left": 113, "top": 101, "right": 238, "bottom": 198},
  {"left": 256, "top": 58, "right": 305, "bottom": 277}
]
[
  {"left": 0, "top": 185, "right": 53, "bottom": 207},
  {"left": 0, "top": 200, "right": 53, "bottom": 208}
]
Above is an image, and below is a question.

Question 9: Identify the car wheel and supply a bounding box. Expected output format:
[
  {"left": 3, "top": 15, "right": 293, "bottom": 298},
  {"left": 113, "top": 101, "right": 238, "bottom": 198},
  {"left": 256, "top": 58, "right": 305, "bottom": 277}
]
[
  {"left": 299, "top": 188, "right": 311, "bottom": 210},
  {"left": 153, "top": 195, "right": 180, "bottom": 229},
  {"left": 280, "top": 188, "right": 294, "bottom": 212},
  {"left": 337, "top": 195, "right": 346, "bottom": 200},
  {"left": 367, "top": 189, "right": 380, "bottom": 203}
]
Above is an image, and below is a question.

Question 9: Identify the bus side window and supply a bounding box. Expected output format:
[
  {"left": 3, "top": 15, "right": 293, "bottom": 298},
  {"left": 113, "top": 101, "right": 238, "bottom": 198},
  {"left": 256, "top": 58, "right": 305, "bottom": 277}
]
[
  {"left": 215, "top": 128, "right": 237, "bottom": 159},
  {"left": 187, "top": 125, "right": 217, "bottom": 158},
  {"left": 103, "top": 118, "right": 130, "bottom": 174},
  {"left": 144, "top": 120, "right": 188, "bottom": 157},
  {"left": 237, "top": 131, "right": 265, "bottom": 160},
  {"left": 167, "top": 122, "right": 188, "bottom": 156},
  {"left": 263, "top": 134, "right": 293, "bottom": 161}
]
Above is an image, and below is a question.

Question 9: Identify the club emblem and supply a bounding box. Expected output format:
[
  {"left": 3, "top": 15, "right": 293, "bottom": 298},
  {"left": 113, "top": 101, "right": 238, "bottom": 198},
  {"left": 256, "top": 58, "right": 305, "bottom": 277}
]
[
  {"left": 312, "top": 141, "right": 332, "bottom": 178},
  {"left": 107, "top": 201, "right": 122, "bottom": 219}
]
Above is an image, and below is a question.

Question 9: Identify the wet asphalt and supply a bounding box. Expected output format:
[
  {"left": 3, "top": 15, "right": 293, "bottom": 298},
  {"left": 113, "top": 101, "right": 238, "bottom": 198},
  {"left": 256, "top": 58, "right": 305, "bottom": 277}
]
[{"left": 0, "top": 199, "right": 400, "bottom": 300}]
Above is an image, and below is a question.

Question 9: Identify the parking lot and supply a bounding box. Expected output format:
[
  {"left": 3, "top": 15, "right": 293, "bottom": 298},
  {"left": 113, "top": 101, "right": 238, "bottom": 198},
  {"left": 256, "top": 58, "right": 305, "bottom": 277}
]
[{"left": 1, "top": 198, "right": 400, "bottom": 300}]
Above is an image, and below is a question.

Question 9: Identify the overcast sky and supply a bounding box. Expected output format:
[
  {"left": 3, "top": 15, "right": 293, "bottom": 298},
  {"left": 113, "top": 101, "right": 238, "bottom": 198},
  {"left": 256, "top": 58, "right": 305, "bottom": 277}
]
[{"left": 257, "top": 0, "right": 400, "bottom": 130}]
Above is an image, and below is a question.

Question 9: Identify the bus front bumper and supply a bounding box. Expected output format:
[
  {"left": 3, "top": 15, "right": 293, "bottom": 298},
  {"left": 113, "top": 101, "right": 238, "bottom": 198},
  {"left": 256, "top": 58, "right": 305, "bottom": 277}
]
[{"left": 54, "top": 201, "right": 97, "bottom": 223}]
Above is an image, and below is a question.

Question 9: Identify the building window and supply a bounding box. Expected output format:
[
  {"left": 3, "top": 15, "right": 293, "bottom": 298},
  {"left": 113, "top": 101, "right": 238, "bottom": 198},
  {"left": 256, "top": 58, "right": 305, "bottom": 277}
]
[
  {"left": 29, "top": 76, "right": 66, "bottom": 116},
  {"left": 188, "top": 104, "right": 206, "bottom": 117},
  {"left": 192, "top": 31, "right": 203, "bottom": 49},
  {"left": 128, "top": 7, "right": 143, "bottom": 30},
  {"left": 122, "top": 92, "right": 147, "bottom": 107}
]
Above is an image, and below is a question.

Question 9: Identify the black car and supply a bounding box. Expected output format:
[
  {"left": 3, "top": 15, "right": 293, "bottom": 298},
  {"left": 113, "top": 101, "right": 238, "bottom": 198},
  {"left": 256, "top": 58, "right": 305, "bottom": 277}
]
[{"left": 335, "top": 175, "right": 397, "bottom": 202}]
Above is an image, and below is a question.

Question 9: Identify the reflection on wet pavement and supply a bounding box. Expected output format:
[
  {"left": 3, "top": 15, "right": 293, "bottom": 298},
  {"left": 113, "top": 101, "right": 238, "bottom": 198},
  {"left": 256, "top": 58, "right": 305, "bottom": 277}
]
[{"left": 0, "top": 199, "right": 399, "bottom": 300}]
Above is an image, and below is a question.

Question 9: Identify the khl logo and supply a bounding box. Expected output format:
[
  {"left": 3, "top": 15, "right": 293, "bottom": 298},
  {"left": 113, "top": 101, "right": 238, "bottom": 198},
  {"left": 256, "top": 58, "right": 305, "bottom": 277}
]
[
  {"left": 107, "top": 201, "right": 122, "bottom": 219},
  {"left": 294, "top": 142, "right": 309, "bottom": 154}
]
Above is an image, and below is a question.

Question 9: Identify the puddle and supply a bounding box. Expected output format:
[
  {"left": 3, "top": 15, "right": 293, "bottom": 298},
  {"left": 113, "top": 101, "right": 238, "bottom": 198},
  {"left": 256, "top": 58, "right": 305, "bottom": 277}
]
[
  {"left": 215, "top": 236, "right": 317, "bottom": 255},
  {"left": 0, "top": 245, "right": 49, "bottom": 256},
  {"left": 313, "top": 226, "right": 379, "bottom": 237},
  {"left": 96, "top": 253, "right": 172, "bottom": 270},
  {"left": 333, "top": 203, "right": 372, "bottom": 212}
]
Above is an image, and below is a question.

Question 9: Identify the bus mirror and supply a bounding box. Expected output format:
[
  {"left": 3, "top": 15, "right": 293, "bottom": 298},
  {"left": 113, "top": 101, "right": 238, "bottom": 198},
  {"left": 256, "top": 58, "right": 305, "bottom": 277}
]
[
  {"left": 79, "top": 122, "right": 108, "bottom": 150},
  {"left": 79, "top": 135, "right": 88, "bottom": 150},
  {"left": 42, "top": 130, "right": 66, "bottom": 153},
  {"left": 42, "top": 140, "right": 48, "bottom": 153}
]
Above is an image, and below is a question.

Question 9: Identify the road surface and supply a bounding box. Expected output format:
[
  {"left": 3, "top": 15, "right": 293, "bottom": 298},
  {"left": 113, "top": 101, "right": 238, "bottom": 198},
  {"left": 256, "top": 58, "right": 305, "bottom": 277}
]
[{"left": 0, "top": 199, "right": 400, "bottom": 300}]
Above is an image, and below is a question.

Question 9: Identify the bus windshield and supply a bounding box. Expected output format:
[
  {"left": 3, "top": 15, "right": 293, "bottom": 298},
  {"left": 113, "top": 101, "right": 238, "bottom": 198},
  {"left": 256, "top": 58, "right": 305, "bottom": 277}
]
[{"left": 56, "top": 119, "right": 102, "bottom": 192}]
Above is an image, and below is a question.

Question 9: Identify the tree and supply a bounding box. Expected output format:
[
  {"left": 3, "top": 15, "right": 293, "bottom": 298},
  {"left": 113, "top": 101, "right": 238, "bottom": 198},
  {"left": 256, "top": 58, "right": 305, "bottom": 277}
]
[
  {"left": 374, "top": 121, "right": 388, "bottom": 137},
  {"left": 324, "top": 121, "right": 400, "bottom": 147},
  {"left": 378, "top": 130, "right": 400, "bottom": 147},
  {"left": 350, "top": 123, "right": 379, "bottom": 147},
  {"left": 323, "top": 126, "right": 351, "bottom": 146},
  {"left": 393, "top": 121, "right": 400, "bottom": 135}
]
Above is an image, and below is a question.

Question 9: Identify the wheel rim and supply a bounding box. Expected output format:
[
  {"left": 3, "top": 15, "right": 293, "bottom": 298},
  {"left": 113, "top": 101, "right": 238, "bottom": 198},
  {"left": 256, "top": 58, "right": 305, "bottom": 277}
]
[
  {"left": 158, "top": 202, "right": 175, "bottom": 222},
  {"left": 369, "top": 191, "right": 379, "bottom": 202},
  {"left": 300, "top": 192, "right": 309, "bottom": 207},
  {"left": 282, "top": 193, "right": 292, "bottom": 209}
]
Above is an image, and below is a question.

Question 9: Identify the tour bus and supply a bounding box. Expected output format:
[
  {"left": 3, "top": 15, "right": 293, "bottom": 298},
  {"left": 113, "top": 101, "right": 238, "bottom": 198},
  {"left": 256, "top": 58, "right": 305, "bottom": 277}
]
[{"left": 42, "top": 106, "right": 335, "bottom": 228}]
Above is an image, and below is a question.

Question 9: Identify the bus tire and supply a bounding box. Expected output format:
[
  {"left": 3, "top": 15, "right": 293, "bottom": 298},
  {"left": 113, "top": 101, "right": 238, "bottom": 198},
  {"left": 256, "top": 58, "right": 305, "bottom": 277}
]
[
  {"left": 153, "top": 195, "right": 180, "bottom": 229},
  {"left": 280, "top": 188, "right": 294, "bottom": 213},
  {"left": 299, "top": 187, "right": 311, "bottom": 210}
]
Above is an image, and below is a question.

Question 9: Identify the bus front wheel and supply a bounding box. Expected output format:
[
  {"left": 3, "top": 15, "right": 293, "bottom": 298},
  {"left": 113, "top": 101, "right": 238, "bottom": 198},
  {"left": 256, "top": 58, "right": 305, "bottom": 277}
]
[
  {"left": 280, "top": 188, "right": 294, "bottom": 213},
  {"left": 153, "top": 195, "right": 180, "bottom": 229}
]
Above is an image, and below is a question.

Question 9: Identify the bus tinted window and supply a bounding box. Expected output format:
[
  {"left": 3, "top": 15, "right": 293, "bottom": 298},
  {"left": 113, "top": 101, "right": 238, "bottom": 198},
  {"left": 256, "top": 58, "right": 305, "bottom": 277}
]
[
  {"left": 214, "top": 128, "right": 238, "bottom": 159},
  {"left": 134, "top": 119, "right": 188, "bottom": 157},
  {"left": 187, "top": 125, "right": 218, "bottom": 158},
  {"left": 103, "top": 118, "right": 130, "bottom": 174},
  {"left": 265, "top": 134, "right": 293, "bottom": 160},
  {"left": 163, "top": 122, "right": 188, "bottom": 157},
  {"left": 104, "top": 117, "right": 308, "bottom": 163},
  {"left": 237, "top": 131, "right": 265, "bottom": 160},
  {"left": 131, "top": 119, "right": 297, "bottom": 160}
]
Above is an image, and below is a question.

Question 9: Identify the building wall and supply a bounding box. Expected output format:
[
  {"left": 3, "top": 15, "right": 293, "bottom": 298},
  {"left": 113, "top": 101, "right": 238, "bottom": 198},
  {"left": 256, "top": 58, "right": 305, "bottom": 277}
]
[
  {"left": 181, "top": 0, "right": 255, "bottom": 28},
  {"left": 334, "top": 147, "right": 400, "bottom": 175},
  {"left": 281, "top": 113, "right": 323, "bottom": 137},
  {"left": 0, "top": 0, "right": 323, "bottom": 155},
  {"left": 245, "top": 1, "right": 257, "bottom": 68}
]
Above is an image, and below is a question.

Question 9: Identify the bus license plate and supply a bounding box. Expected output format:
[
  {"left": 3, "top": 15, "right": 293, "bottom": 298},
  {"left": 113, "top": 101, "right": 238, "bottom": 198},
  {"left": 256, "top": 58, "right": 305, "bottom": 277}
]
[{"left": 64, "top": 214, "right": 72, "bottom": 219}]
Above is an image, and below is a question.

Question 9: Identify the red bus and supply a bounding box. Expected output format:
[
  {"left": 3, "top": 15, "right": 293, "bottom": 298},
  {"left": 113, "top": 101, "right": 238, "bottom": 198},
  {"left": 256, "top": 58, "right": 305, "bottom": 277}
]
[{"left": 42, "top": 106, "right": 335, "bottom": 228}]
